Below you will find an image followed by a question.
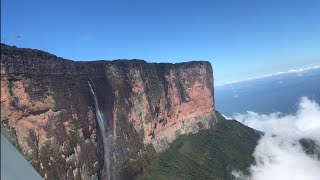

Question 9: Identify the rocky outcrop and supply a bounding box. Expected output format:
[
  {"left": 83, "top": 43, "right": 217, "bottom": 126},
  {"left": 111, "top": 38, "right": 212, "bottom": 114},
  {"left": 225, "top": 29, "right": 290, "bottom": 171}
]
[{"left": 0, "top": 44, "right": 216, "bottom": 179}]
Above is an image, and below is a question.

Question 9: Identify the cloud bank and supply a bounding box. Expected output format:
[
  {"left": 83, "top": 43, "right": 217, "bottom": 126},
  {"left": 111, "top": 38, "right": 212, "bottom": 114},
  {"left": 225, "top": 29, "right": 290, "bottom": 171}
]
[
  {"left": 232, "top": 97, "right": 320, "bottom": 180},
  {"left": 217, "top": 66, "right": 320, "bottom": 86}
]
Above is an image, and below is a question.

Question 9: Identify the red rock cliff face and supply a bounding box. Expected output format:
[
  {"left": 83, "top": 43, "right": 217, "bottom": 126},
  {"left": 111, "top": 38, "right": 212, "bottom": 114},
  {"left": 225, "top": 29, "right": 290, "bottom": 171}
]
[
  {"left": 0, "top": 44, "right": 216, "bottom": 179},
  {"left": 127, "top": 63, "right": 215, "bottom": 151}
]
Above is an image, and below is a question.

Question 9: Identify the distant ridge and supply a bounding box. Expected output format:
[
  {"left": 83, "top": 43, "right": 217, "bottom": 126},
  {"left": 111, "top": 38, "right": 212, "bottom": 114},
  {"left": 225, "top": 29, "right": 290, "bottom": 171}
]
[{"left": 217, "top": 65, "right": 320, "bottom": 86}]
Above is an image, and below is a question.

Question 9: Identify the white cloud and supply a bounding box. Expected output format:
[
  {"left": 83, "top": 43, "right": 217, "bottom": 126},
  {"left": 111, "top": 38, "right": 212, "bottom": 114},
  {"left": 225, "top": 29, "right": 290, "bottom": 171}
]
[{"left": 232, "top": 97, "right": 320, "bottom": 180}]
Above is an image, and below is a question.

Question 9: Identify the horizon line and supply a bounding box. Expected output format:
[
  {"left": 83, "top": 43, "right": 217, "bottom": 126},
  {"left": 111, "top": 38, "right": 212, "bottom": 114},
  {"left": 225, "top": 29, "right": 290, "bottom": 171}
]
[{"left": 216, "top": 65, "right": 320, "bottom": 87}]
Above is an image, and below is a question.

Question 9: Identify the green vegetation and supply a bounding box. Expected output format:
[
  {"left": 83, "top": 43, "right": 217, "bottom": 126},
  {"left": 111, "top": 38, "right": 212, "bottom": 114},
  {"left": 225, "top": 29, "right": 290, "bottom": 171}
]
[
  {"left": 7, "top": 79, "right": 14, "bottom": 96},
  {"left": 1, "top": 111, "right": 9, "bottom": 126},
  {"left": 141, "top": 111, "right": 260, "bottom": 180},
  {"left": 145, "top": 112, "right": 152, "bottom": 124}
]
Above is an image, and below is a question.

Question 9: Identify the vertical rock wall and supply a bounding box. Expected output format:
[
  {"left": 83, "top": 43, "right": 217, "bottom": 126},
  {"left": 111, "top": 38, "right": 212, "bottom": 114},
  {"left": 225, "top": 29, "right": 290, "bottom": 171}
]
[{"left": 0, "top": 44, "right": 216, "bottom": 179}]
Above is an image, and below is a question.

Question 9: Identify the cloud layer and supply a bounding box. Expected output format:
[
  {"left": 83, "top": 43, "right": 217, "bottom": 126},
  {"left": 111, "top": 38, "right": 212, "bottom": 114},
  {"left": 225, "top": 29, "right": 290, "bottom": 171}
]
[
  {"left": 217, "top": 66, "right": 320, "bottom": 86},
  {"left": 232, "top": 97, "right": 320, "bottom": 180}
]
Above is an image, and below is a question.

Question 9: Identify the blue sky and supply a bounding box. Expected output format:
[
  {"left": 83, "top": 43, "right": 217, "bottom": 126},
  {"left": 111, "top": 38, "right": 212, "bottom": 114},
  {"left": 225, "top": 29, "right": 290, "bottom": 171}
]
[{"left": 1, "top": 0, "right": 320, "bottom": 85}]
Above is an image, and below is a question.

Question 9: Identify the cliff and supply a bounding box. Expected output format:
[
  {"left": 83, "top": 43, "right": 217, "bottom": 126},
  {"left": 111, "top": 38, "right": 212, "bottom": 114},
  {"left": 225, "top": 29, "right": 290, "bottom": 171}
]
[{"left": 0, "top": 44, "right": 216, "bottom": 179}]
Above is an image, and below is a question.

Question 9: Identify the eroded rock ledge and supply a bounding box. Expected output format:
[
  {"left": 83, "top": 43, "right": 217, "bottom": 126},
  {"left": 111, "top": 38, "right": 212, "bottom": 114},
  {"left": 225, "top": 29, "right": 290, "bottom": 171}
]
[{"left": 1, "top": 44, "right": 216, "bottom": 179}]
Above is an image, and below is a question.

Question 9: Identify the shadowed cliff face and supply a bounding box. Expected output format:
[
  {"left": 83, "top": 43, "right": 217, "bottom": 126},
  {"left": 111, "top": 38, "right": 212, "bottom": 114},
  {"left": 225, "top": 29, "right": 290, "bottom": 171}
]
[{"left": 0, "top": 44, "right": 216, "bottom": 179}]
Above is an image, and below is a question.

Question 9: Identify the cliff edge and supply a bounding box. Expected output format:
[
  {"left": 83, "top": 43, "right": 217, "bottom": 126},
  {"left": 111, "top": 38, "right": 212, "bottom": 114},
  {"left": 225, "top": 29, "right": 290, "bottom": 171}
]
[{"left": 0, "top": 44, "right": 216, "bottom": 179}]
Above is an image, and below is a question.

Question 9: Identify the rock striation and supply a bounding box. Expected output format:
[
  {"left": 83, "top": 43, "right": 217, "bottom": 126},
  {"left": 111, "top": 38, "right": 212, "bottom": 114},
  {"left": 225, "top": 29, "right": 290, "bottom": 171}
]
[{"left": 0, "top": 44, "right": 216, "bottom": 179}]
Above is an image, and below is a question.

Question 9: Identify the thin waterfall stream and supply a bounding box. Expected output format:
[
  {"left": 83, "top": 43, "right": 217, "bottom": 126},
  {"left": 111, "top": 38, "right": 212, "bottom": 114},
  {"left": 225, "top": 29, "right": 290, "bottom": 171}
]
[{"left": 87, "top": 76, "right": 111, "bottom": 180}]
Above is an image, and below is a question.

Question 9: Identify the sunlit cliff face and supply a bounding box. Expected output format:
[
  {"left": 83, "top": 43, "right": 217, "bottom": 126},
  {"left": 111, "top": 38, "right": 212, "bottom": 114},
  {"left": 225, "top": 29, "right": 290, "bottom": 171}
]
[
  {"left": 128, "top": 65, "right": 215, "bottom": 151},
  {"left": 1, "top": 44, "right": 216, "bottom": 179},
  {"left": 1, "top": 79, "right": 57, "bottom": 147}
]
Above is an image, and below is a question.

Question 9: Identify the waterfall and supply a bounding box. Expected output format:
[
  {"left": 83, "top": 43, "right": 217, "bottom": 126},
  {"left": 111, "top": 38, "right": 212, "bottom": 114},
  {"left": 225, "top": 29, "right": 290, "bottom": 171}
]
[{"left": 87, "top": 76, "right": 111, "bottom": 180}]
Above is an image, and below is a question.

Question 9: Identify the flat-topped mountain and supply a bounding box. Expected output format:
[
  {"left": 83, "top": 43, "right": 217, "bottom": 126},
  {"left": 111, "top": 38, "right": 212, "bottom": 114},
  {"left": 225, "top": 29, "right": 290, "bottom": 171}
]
[{"left": 1, "top": 44, "right": 216, "bottom": 179}]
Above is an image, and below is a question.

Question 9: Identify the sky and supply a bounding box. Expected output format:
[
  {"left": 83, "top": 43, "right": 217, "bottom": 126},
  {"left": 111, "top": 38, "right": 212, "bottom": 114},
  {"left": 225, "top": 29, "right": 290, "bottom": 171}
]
[{"left": 1, "top": 0, "right": 320, "bottom": 85}]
